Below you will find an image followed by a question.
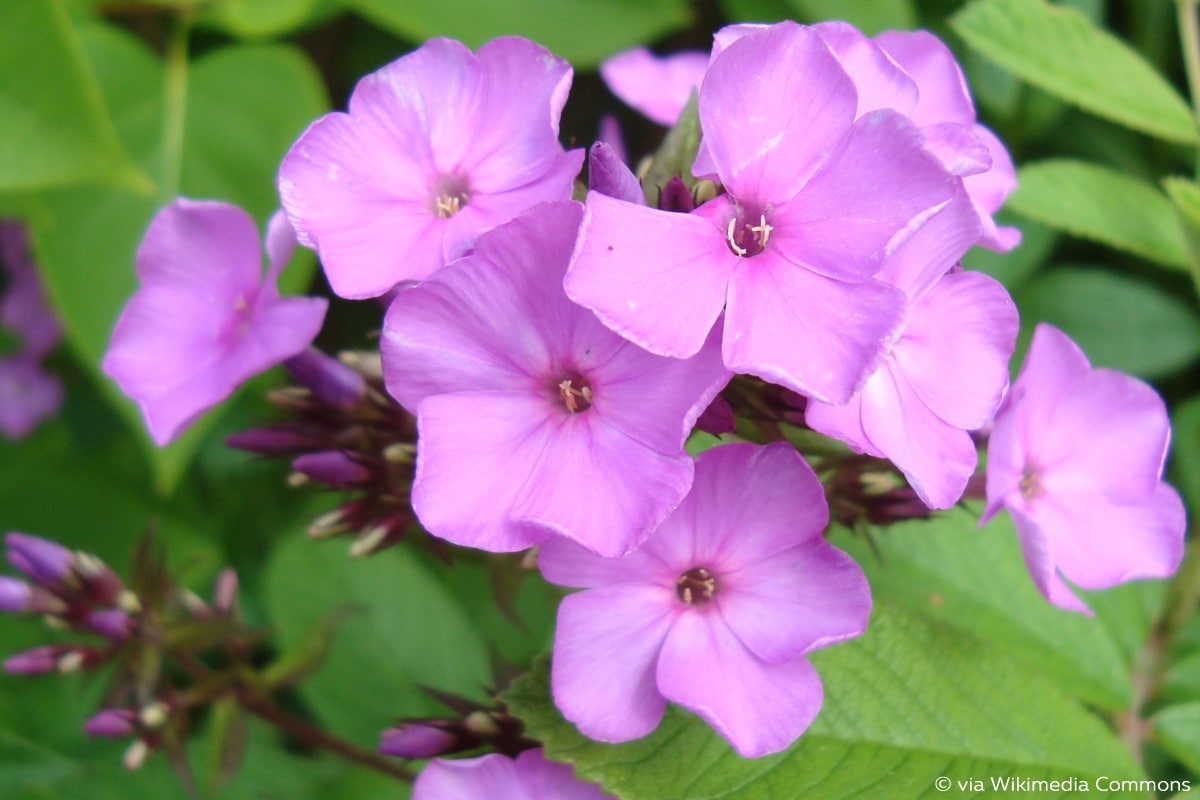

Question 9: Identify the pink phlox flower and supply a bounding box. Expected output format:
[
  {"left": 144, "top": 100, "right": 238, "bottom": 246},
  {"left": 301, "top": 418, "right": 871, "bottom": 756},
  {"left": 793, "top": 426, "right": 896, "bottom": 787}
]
[
  {"left": 279, "top": 36, "right": 584, "bottom": 299},
  {"left": 539, "top": 442, "right": 872, "bottom": 757},
  {"left": 873, "top": 30, "right": 1020, "bottom": 251},
  {"left": 102, "top": 199, "right": 327, "bottom": 446},
  {"left": 413, "top": 749, "right": 614, "bottom": 800},
  {"left": 381, "top": 201, "right": 730, "bottom": 558},
  {"left": 806, "top": 187, "right": 1019, "bottom": 509},
  {"left": 599, "top": 46, "right": 708, "bottom": 126},
  {"left": 567, "top": 21, "right": 958, "bottom": 404},
  {"left": 983, "top": 323, "right": 1186, "bottom": 613}
]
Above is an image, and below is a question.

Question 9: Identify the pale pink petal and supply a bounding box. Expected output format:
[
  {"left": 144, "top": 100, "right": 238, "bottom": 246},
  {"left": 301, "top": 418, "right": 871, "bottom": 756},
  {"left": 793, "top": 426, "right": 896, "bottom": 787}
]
[
  {"left": 719, "top": 540, "right": 871, "bottom": 663},
  {"left": 814, "top": 21, "right": 918, "bottom": 118},
  {"left": 600, "top": 47, "right": 707, "bottom": 126},
  {"left": 136, "top": 199, "right": 260, "bottom": 297},
  {"left": 566, "top": 192, "right": 735, "bottom": 359},
  {"left": 263, "top": 210, "right": 297, "bottom": 287},
  {"left": 966, "top": 124, "right": 1021, "bottom": 252},
  {"left": 769, "top": 110, "right": 957, "bottom": 284},
  {"left": 921, "top": 121, "right": 992, "bottom": 177},
  {"left": 538, "top": 535, "right": 675, "bottom": 590},
  {"left": 511, "top": 416, "right": 695, "bottom": 557},
  {"left": 1006, "top": 324, "right": 1092, "bottom": 451},
  {"left": 804, "top": 390, "right": 881, "bottom": 458},
  {"left": 875, "top": 30, "right": 975, "bottom": 128},
  {"left": 411, "top": 392, "right": 553, "bottom": 553},
  {"left": 552, "top": 584, "right": 676, "bottom": 742},
  {"left": 893, "top": 270, "right": 1018, "bottom": 430},
  {"left": 1008, "top": 505, "right": 1092, "bottom": 614},
  {"left": 860, "top": 362, "right": 978, "bottom": 509},
  {"left": 515, "top": 749, "right": 615, "bottom": 800},
  {"left": 874, "top": 186, "right": 981, "bottom": 299},
  {"left": 414, "top": 753, "right": 524, "bottom": 800},
  {"left": 657, "top": 612, "right": 823, "bottom": 757},
  {"left": 1030, "top": 484, "right": 1186, "bottom": 590},
  {"left": 698, "top": 22, "right": 857, "bottom": 201},
  {"left": 724, "top": 258, "right": 906, "bottom": 404},
  {"left": 589, "top": 325, "right": 730, "bottom": 454}
]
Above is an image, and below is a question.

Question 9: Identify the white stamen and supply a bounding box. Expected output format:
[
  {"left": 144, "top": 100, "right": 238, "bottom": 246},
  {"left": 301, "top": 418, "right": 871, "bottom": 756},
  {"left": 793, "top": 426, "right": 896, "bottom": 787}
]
[{"left": 726, "top": 218, "right": 747, "bottom": 257}]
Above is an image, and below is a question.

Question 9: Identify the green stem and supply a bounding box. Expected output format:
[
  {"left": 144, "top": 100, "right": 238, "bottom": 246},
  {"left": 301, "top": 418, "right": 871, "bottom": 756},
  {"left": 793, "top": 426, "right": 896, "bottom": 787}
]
[
  {"left": 160, "top": 10, "right": 192, "bottom": 202},
  {"left": 1177, "top": 0, "right": 1200, "bottom": 177}
]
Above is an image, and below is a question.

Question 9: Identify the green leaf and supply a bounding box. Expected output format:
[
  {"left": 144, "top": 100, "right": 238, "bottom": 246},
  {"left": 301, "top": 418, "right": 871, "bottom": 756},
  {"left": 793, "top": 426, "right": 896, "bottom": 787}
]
[
  {"left": 1171, "top": 395, "right": 1200, "bottom": 515},
  {"left": 831, "top": 508, "right": 1132, "bottom": 710},
  {"left": 951, "top": 0, "right": 1198, "bottom": 143},
  {"left": 1014, "top": 266, "right": 1200, "bottom": 380},
  {"left": 1154, "top": 703, "right": 1200, "bottom": 775},
  {"left": 344, "top": 0, "right": 692, "bottom": 69},
  {"left": 1164, "top": 176, "right": 1200, "bottom": 297},
  {"left": 30, "top": 24, "right": 327, "bottom": 493},
  {"left": 262, "top": 536, "right": 491, "bottom": 743},
  {"left": 1006, "top": 160, "right": 1190, "bottom": 272},
  {"left": 960, "top": 210, "right": 1056, "bottom": 290},
  {"left": 641, "top": 94, "right": 700, "bottom": 203},
  {"left": 715, "top": 0, "right": 792, "bottom": 23},
  {"left": 1163, "top": 652, "right": 1200, "bottom": 707},
  {"left": 0, "top": 0, "right": 148, "bottom": 192},
  {"left": 784, "top": 0, "right": 917, "bottom": 34},
  {"left": 198, "top": 0, "right": 324, "bottom": 38},
  {"left": 505, "top": 605, "right": 1145, "bottom": 799}
]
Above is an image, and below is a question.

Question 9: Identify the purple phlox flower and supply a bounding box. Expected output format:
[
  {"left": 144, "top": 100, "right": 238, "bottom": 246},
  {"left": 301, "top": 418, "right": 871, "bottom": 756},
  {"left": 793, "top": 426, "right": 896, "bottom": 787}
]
[
  {"left": 983, "top": 324, "right": 1186, "bottom": 613},
  {"left": 413, "top": 749, "right": 614, "bottom": 800},
  {"left": 806, "top": 187, "right": 1018, "bottom": 509},
  {"left": 567, "top": 22, "right": 957, "bottom": 404},
  {"left": 102, "top": 200, "right": 327, "bottom": 446},
  {"left": 539, "top": 442, "right": 871, "bottom": 757},
  {"left": 279, "top": 36, "right": 584, "bottom": 299},
  {"left": 0, "top": 356, "right": 62, "bottom": 440},
  {"left": 599, "top": 46, "right": 708, "bottom": 126},
  {"left": 381, "top": 201, "right": 730, "bottom": 558},
  {"left": 1, "top": 221, "right": 62, "bottom": 358},
  {"left": 872, "top": 30, "right": 1020, "bottom": 251}
]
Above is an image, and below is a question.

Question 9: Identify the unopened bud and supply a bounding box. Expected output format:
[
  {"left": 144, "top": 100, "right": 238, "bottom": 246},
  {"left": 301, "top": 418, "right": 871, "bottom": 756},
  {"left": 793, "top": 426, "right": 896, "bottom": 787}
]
[
  {"left": 225, "top": 426, "right": 314, "bottom": 456},
  {"left": 139, "top": 701, "right": 170, "bottom": 729},
  {"left": 292, "top": 451, "right": 371, "bottom": 488},
  {"left": 382, "top": 442, "right": 415, "bottom": 464},
  {"left": 179, "top": 589, "right": 209, "bottom": 617},
  {"left": 337, "top": 350, "right": 383, "bottom": 379},
  {"left": 692, "top": 179, "right": 719, "bottom": 206},
  {"left": 659, "top": 175, "right": 695, "bottom": 212},
  {"left": 123, "top": 739, "right": 150, "bottom": 771},
  {"left": 213, "top": 568, "right": 238, "bottom": 615},
  {"left": 86, "top": 608, "right": 133, "bottom": 640},
  {"left": 4, "top": 645, "right": 65, "bottom": 674},
  {"left": 695, "top": 395, "right": 735, "bottom": 436},
  {"left": 379, "top": 724, "right": 455, "bottom": 759},
  {"left": 349, "top": 524, "right": 390, "bottom": 558},
  {"left": 116, "top": 590, "right": 142, "bottom": 615},
  {"left": 463, "top": 711, "right": 500, "bottom": 737},
  {"left": 285, "top": 349, "right": 367, "bottom": 410},
  {"left": 0, "top": 576, "right": 31, "bottom": 612},
  {"left": 57, "top": 650, "right": 86, "bottom": 674},
  {"left": 5, "top": 533, "right": 73, "bottom": 588},
  {"left": 84, "top": 708, "right": 137, "bottom": 739},
  {"left": 286, "top": 471, "right": 310, "bottom": 488},
  {"left": 307, "top": 509, "right": 350, "bottom": 539}
]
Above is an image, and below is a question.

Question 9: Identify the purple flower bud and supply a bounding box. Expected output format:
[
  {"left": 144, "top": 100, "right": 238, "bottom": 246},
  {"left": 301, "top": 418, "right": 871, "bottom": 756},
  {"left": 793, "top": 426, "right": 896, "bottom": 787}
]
[
  {"left": 694, "top": 395, "right": 735, "bottom": 436},
  {"left": 87, "top": 608, "right": 133, "bottom": 640},
  {"left": 284, "top": 348, "right": 366, "bottom": 410},
  {"left": 225, "top": 424, "right": 316, "bottom": 456},
  {"left": 379, "top": 724, "right": 455, "bottom": 759},
  {"left": 588, "top": 141, "right": 643, "bottom": 206},
  {"left": 213, "top": 568, "right": 238, "bottom": 615},
  {"left": 4, "top": 644, "right": 74, "bottom": 675},
  {"left": 0, "top": 576, "right": 31, "bottom": 612},
  {"left": 84, "top": 708, "right": 137, "bottom": 738},
  {"left": 658, "top": 175, "right": 694, "bottom": 213},
  {"left": 5, "top": 532, "right": 73, "bottom": 587},
  {"left": 596, "top": 115, "right": 627, "bottom": 167},
  {"left": 292, "top": 451, "right": 371, "bottom": 487}
]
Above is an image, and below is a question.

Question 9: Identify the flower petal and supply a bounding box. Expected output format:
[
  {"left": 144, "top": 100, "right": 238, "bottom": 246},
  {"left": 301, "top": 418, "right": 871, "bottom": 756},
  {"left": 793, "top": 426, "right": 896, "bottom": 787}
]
[
  {"left": 1007, "top": 505, "right": 1092, "bottom": 614},
  {"left": 552, "top": 584, "right": 675, "bottom": 743},
  {"left": 413, "top": 753, "right": 524, "bottom": 800},
  {"left": 724, "top": 257, "right": 906, "bottom": 404},
  {"left": 566, "top": 191, "right": 735, "bottom": 359},
  {"left": 875, "top": 30, "right": 976, "bottom": 128},
  {"left": 719, "top": 539, "right": 871, "bottom": 663},
  {"left": 657, "top": 611, "right": 823, "bottom": 757},
  {"left": 538, "top": 534, "right": 675, "bottom": 590},
  {"left": 874, "top": 186, "right": 981, "bottom": 301},
  {"left": 814, "top": 21, "right": 918, "bottom": 118},
  {"left": 511, "top": 416, "right": 695, "bottom": 557},
  {"left": 136, "top": 199, "right": 260, "bottom": 297},
  {"left": 515, "top": 749, "right": 615, "bottom": 800},
  {"left": 411, "top": 392, "right": 552, "bottom": 553},
  {"left": 600, "top": 47, "right": 707, "bottom": 126}
]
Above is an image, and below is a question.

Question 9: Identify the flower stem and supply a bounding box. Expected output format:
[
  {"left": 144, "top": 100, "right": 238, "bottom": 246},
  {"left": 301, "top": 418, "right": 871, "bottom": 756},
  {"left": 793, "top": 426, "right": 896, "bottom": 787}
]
[
  {"left": 160, "top": 9, "right": 192, "bottom": 202},
  {"left": 1176, "top": 0, "right": 1200, "bottom": 177}
]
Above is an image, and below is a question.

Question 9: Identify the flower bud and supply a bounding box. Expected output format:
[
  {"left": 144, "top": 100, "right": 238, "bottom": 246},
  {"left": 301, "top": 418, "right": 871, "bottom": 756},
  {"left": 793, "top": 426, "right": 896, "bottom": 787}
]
[
  {"left": 0, "top": 576, "right": 31, "bottom": 612},
  {"left": 2, "top": 644, "right": 96, "bottom": 675},
  {"left": 285, "top": 349, "right": 367, "bottom": 410},
  {"left": 87, "top": 608, "right": 133, "bottom": 640},
  {"left": 225, "top": 425, "right": 315, "bottom": 456},
  {"left": 5, "top": 532, "right": 72, "bottom": 588},
  {"left": 84, "top": 708, "right": 137, "bottom": 739},
  {"left": 658, "top": 175, "right": 695, "bottom": 212},
  {"left": 694, "top": 395, "right": 735, "bottom": 436},
  {"left": 292, "top": 451, "right": 371, "bottom": 487},
  {"left": 213, "top": 568, "right": 238, "bottom": 615},
  {"left": 379, "top": 723, "right": 455, "bottom": 759}
]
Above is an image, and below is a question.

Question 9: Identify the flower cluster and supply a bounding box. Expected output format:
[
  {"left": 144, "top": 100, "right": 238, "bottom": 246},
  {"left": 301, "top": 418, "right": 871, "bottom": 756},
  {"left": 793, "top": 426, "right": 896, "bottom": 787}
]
[
  {"left": 0, "top": 222, "right": 63, "bottom": 438},
  {"left": 92, "top": 15, "right": 1187, "bottom": 785}
]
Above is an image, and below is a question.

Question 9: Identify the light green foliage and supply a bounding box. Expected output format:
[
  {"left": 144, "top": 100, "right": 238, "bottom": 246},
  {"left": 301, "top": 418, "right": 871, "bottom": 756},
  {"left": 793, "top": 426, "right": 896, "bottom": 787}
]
[
  {"left": 1154, "top": 703, "right": 1200, "bottom": 775},
  {"left": 952, "top": 0, "right": 1198, "bottom": 143}
]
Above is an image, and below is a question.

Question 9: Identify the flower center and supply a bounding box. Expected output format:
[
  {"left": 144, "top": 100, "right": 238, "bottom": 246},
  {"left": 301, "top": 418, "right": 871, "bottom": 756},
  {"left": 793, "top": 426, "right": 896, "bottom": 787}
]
[
  {"left": 725, "top": 211, "right": 772, "bottom": 258},
  {"left": 556, "top": 374, "right": 593, "bottom": 413},
  {"left": 430, "top": 174, "right": 470, "bottom": 219},
  {"left": 676, "top": 567, "right": 717, "bottom": 606},
  {"left": 1019, "top": 463, "right": 1042, "bottom": 501}
]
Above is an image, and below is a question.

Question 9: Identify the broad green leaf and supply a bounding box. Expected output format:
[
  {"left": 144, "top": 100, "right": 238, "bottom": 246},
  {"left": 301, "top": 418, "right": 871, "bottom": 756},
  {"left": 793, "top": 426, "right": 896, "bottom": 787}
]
[
  {"left": 1164, "top": 176, "right": 1200, "bottom": 297},
  {"left": 505, "top": 605, "right": 1145, "bottom": 800},
  {"left": 344, "top": 0, "right": 691, "bottom": 69},
  {"left": 1007, "top": 160, "right": 1190, "bottom": 271},
  {"left": 1163, "top": 652, "right": 1200, "bottom": 707},
  {"left": 0, "top": 0, "right": 147, "bottom": 191},
  {"left": 1154, "top": 703, "right": 1200, "bottom": 775},
  {"left": 831, "top": 508, "right": 1132, "bottom": 710},
  {"left": 716, "top": 0, "right": 791, "bottom": 23},
  {"left": 951, "top": 0, "right": 1198, "bottom": 143},
  {"left": 30, "top": 24, "right": 327, "bottom": 493},
  {"left": 961, "top": 210, "right": 1055, "bottom": 290},
  {"left": 263, "top": 536, "right": 491, "bottom": 743},
  {"left": 1172, "top": 395, "right": 1200, "bottom": 515},
  {"left": 784, "top": 0, "right": 917, "bottom": 34},
  {"left": 198, "top": 0, "right": 324, "bottom": 38},
  {"left": 1014, "top": 266, "right": 1200, "bottom": 380}
]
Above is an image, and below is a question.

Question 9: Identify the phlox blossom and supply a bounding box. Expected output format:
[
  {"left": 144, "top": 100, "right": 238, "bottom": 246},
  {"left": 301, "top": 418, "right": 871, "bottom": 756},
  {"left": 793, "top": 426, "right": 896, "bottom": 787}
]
[
  {"left": 983, "top": 324, "right": 1186, "bottom": 612},
  {"left": 807, "top": 188, "right": 1018, "bottom": 509},
  {"left": 599, "top": 47, "right": 707, "bottom": 126},
  {"left": 567, "top": 21, "right": 957, "bottom": 404},
  {"left": 539, "top": 442, "right": 871, "bottom": 757},
  {"left": 279, "top": 36, "right": 583, "bottom": 299},
  {"left": 103, "top": 200, "right": 326, "bottom": 445},
  {"left": 381, "top": 201, "right": 730, "bottom": 558}
]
